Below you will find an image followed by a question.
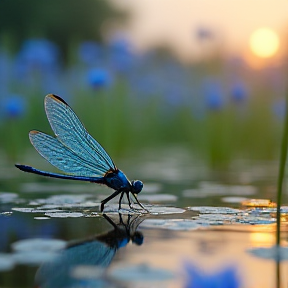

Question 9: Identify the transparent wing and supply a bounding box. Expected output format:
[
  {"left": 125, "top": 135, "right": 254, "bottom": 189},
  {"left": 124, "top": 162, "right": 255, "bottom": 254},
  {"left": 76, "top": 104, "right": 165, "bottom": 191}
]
[
  {"left": 44, "top": 94, "right": 116, "bottom": 172},
  {"left": 29, "top": 130, "right": 108, "bottom": 177}
]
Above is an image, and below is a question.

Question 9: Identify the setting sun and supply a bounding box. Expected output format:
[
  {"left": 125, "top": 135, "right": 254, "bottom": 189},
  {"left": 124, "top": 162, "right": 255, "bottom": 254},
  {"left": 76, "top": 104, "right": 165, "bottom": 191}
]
[{"left": 249, "top": 28, "right": 280, "bottom": 58}]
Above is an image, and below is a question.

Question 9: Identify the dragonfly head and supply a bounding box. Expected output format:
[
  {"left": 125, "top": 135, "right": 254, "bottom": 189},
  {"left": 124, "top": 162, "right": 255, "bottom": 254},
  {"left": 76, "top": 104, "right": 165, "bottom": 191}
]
[
  {"left": 131, "top": 231, "right": 144, "bottom": 245},
  {"left": 131, "top": 180, "right": 143, "bottom": 194}
]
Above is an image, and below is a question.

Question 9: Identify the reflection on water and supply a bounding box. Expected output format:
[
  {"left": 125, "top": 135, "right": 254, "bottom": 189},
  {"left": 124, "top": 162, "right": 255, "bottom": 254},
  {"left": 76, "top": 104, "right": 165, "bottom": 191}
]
[
  {"left": 35, "top": 214, "right": 145, "bottom": 288},
  {"left": 1, "top": 154, "right": 288, "bottom": 287}
]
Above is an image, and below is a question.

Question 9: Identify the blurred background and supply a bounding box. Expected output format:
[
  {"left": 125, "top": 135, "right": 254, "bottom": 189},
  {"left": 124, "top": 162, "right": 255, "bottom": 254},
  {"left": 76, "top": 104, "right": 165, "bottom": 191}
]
[{"left": 0, "top": 0, "right": 288, "bottom": 168}]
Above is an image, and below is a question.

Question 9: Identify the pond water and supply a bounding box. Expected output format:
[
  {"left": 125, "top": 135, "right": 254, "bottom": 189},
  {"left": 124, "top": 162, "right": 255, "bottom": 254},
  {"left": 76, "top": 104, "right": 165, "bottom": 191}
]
[{"left": 1, "top": 148, "right": 288, "bottom": 288}]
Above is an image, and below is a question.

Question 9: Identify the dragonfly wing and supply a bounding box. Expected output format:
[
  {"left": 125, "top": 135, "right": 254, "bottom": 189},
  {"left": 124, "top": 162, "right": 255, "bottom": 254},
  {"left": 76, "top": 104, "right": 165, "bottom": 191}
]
[
  {"left": 29, "top": 130, "right": 107, "bottom": 177},
  {"left": 44, "top": 94, "right": 116, "bottom": 172}
]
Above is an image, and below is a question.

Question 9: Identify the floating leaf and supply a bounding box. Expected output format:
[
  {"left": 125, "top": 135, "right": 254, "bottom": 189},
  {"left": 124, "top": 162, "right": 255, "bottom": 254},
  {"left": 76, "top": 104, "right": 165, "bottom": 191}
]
[
  {"left": 45, "top": 212, "right": 84, "bottom": 218},
  {"left": 148, "top": 205, "right": 186, "bottom": 215},
  {"left": 140, "top": 219, "right": 200, "bottom": 230},
  {"left": 0, "top": 192, "right": 18, "bottom": 203},
  {"left": 242, "top": 199, "right": 276, "bottom": 208},
  {"left": 102, "top": 204, "right": 143, "bottom": 215},
  {"left": 0, "top": 212, "right": 13, "bottom": 216},
  {"left": 12, "top": 207, "right": 33, "bottom": 213},
  {"left": 247, "top": 246, "right": 288, "bottom": 261},
  {"left": 188, "top": 206, "right": 242, "bottom": 214},
  {"left": 12, "top": 238, "right": 66, "bottom": 252},
  {"left": 0, "top": 253, "right": 15, "bottom": 271}
]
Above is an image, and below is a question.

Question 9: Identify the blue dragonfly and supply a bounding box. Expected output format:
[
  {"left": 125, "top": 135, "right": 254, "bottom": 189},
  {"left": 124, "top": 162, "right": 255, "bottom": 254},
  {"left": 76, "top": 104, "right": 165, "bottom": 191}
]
[{"left": 15, "top": 94, "right": 147, "bottom": 212}]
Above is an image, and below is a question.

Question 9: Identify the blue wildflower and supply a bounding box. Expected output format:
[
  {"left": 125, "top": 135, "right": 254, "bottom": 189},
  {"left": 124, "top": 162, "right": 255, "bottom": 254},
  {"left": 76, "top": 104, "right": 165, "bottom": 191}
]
[
  {"left": 272, "top": 99, "right": 286, "bottom": 120},
  {"left": 1, "top": 95, "right": 26, "bottom": 118},
  {"left": 15, "top": 39, "right": 59, "bottom": 77},
  {"left": 185, "top": 263, "right": 240, "bottom": 288},
  {"left": 87, "top": 68, "right": 112, "bottom": 89},
  {"left": 230, "top": 82, "right": 248, "bottom": 103},
  {"left": 108, "top": 36, "right": 135, "bottom": 73},
  {"left": 78, "top": 41, "right": 101, "bottom": 65},
  {"left": 203, "top": 80, "right": 224, "bottom": 110}
]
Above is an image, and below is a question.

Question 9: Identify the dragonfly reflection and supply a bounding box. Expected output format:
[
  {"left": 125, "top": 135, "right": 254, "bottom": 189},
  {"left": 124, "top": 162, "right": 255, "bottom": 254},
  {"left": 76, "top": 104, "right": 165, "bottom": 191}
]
[
  {"left": 15, "top": 94, "right": 147, "bottom": 212},
  {"left": 35, "top": 213, "right": 145, "bottom": 288}
]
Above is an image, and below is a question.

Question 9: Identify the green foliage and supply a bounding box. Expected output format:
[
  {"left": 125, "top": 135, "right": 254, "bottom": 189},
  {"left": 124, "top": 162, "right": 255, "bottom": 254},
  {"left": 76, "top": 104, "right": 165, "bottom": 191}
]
[{"left": 276, "top": 91, "right": 288, "bottom": 246}]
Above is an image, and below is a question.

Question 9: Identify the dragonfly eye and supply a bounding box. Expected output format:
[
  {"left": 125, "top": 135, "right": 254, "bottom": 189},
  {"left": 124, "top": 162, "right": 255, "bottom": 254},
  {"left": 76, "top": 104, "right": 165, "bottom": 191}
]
[{"left": 132, "top": 180, "right": 143, "bottom": 194}]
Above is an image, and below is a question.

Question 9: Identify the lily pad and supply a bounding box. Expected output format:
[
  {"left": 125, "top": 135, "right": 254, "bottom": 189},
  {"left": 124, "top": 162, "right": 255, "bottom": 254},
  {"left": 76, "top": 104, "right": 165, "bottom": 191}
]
[
  {"left": 241, "top": 199, "right": 276, "bottom": 208},
  {"left": 0, "top": 253, "right": 15, "bottom": 271},
  {"left": 188, "top": 206, "right": 242, "bottom": 214},
  {"left": 0, "top": 192, "right": 18, "bottom": 203},
  {"left": 102, "top": 204, "right": 145, "bottom": 215},
  {"left": 247, "top": 246, "right": 288, "bottom": 261},
  {"left": 45, "top": 212, "right": 84, "bottom": 218},
  {"left": 148, "top": 205, "right": 186, "bottom": 215},
  {"left": 12, "top": 238, "right": 66, "bottom": 252},
  {"left": 140, "top": 219, "right": 200, "bottom": 230},
  {"left": 12, "top": 207, "right": 33, "bottom": 213}
]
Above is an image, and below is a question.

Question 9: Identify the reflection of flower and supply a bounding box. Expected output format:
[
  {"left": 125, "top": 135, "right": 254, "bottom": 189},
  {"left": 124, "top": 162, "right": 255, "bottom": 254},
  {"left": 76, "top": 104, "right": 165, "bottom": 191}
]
[
  {"left": 184, "top": 263, "right": 240, "bottom": 288},
  {"left": 87, "top": 68, "right": 112, "bottom": 89},
  {"left": 1, "top": 95, "right": 26, "bottom": 118}
]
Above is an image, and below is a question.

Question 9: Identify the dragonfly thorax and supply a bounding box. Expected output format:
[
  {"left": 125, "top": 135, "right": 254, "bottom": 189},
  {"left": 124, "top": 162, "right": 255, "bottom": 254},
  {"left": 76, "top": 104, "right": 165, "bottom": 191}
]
[{"left": 104, "top": 170, "right": 131, "bottom": 191}]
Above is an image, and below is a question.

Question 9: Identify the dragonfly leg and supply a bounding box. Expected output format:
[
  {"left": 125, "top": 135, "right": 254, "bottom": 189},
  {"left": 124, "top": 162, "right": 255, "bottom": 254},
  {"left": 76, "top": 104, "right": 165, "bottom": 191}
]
[
  {"left": 131, "top": 194, "right": 149, "bottom": 213},
  {"left": 126, "top": 192, "right": 133, "bottom": 208},
  {"left": 101, "top": 190, "right": 121, "bottom": 212},
  {"left": 118, "top": 191, "right": 125, "bottom": 210}
]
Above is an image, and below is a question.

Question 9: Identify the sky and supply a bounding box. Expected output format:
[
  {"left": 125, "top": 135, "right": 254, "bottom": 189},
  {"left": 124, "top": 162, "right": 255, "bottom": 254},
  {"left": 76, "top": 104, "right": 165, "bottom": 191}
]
[{"left": 111, "top": 0, "right": 288, "bottom": 63}]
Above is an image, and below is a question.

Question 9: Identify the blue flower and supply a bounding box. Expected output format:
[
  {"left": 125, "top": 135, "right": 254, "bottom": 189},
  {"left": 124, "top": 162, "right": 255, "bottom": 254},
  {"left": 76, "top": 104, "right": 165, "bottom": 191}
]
[
  {"left": 108, "top": 36, "right": 135, "bottom": 73},
  {"left": 1, "top": 95, "right": 27, "bottom": 118},
  {"left": 230, "top": 82, "right": 248, "bottom": 103},
  {"left": 87, "top": 68, "right": 112, "bottom": 89},
  {"left": 184, "top": 263, "right": 240, "bottom": 288},
  {"left": 15, "top": 39, "right": 59, "bottom": 78},
  {"left": 78, "top": 41, "right": 101, "bottom": 65},
  {"left": 203, "top": 79, "right": 224, "bottom": 110},
  {"left": 272, "top": 99, "right": 286, "bottom": 120}
]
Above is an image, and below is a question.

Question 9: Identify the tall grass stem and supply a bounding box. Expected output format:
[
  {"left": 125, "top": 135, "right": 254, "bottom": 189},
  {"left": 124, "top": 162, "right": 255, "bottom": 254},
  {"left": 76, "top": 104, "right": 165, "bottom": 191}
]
[{"left": 276, "top": 91, "right": 288, "bottom": 246}]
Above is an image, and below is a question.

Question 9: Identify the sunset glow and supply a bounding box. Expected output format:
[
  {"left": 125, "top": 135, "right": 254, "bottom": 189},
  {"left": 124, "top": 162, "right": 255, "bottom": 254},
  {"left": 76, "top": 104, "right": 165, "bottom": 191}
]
[{"left": 249, "top": 28, "right": 280, "bottom": 58}]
